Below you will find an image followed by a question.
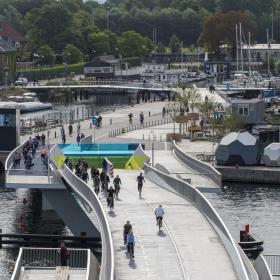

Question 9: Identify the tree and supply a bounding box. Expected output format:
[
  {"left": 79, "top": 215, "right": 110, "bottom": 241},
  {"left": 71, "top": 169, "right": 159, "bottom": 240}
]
[
  {"left": 156, "top": 42, "right": 166, "bottom": 53},
  {"left": 119, "top": 31, "right": 152, "bottom": 57},
  {"left": 88, "top": 32, "right": 110, "bottom": 57},
  {"left": 24, "top": 2, "right": 77, "bottom": 51},
  {"left": 37, "top": 44, "right": 55, "bottom": 66},
  {"left": 62, "top": 44, "right": 83, "bottom": 64},
  {"left": 198, "top": 11, "right": 257, "bottom": 55},
  {"left": 169, "top": 34, "right": 181, "bottom": 53},
  {"left": 222, "top": 114, "right": 245, "bottom": 134},
  {"left": 197, "top": 96, "right": 216, "bottom": 117}
]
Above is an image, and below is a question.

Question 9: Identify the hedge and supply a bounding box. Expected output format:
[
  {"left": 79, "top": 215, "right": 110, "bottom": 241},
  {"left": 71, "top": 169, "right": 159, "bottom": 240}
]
[{"left": 17, "top": 63, "right": 85, "bottom": 81}]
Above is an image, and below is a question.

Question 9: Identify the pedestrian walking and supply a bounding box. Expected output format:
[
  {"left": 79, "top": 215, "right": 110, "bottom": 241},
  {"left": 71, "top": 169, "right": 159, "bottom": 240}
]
[
  {"left": 77, "top": 134, "right": 81, "bottom": 145},
  {"left": 139, "top": 112, "right": 144, "bottom": 126},
  {"left": 68, "top": 124, "right": 73, "bottom": 136}
]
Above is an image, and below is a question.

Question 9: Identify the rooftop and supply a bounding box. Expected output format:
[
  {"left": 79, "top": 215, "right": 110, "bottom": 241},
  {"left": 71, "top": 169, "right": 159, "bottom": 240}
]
[{"left": 0, "top": 37, "right": 16, "bottom": 53}]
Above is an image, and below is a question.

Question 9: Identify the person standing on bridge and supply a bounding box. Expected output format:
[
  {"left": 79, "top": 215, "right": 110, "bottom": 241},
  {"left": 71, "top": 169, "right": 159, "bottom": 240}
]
[{"left": 59, "top": 243, "right": 69, "bottom": 266}]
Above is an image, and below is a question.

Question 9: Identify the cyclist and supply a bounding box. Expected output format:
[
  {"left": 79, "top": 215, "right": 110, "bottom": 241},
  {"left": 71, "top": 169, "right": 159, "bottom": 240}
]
[
  {"left": 107, "top": 186, "right": 115, "bottom": 210},
  {"left": 113, "top": 175, "right": 122, "bottom": 199},
  {"left": 136, "top": 172, "right": 145, "bottom": 197},
  {"left": 123, "top": 221, "right": 132, "bottom": 245},
  {"left": 127, "top": 229, "right": 135, "bottom": 259},
  {"left": 93, "top": 175, "right": 100, "bottom": 195},
  {"left": 155, "top": 205, "right": 164, "bottom": 228}
]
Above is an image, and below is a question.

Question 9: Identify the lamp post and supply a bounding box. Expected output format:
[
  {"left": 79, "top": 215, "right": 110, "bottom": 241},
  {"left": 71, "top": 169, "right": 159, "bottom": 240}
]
[
  {"left": 106, "top": 6, "right": 110, "bottom": 30},
  {"left": 151, "top": 127, "right": 155, "bottom": 167}
]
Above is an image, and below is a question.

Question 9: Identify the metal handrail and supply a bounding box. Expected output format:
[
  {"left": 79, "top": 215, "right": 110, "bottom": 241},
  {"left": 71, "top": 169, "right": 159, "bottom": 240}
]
[
  {"left": 263, "top": 255, "right": 280, "bottom": 276},
  {"left": 11, "top": 248, "right": 90, "bottom": 280},
  {"left": 109, "top": 117, "right": 172, "bottom": 137},
  {"left": 143, "top": 163, "right": 250, "bottom": 280},
  {"left": 50, "top": 144, "right": 114, "bottom": 280}
]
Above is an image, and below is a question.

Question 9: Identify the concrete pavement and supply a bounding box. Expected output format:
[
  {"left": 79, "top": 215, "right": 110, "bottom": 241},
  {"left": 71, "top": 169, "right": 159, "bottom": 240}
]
[{"left": 91, "top": 169, "right": 237, "bottom": 280}]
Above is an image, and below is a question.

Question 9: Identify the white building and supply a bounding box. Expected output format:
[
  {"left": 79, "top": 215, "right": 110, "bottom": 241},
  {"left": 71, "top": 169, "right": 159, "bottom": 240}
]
[{"left": 242, "top": 44, "right": 280, "bottom": 62}]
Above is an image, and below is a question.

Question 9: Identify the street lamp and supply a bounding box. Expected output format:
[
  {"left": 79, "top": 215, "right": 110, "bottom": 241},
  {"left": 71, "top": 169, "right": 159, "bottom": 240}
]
[
  {"left": 106, "top": 6, "right": 110, "bottom": 30},
  {"left": 151, "top": 127, "right": 155, "bottom": 167}
]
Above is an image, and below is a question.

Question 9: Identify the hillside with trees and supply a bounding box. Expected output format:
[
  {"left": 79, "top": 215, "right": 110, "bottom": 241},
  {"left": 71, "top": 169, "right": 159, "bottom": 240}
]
[{"left": 0, "top": 0, "right": 278, "bottom": 63}]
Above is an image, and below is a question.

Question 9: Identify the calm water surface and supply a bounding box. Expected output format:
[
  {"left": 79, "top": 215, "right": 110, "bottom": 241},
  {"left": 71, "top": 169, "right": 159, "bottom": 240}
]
[{"left": 206, "top": 185, "right": 280, "bottom": 254}]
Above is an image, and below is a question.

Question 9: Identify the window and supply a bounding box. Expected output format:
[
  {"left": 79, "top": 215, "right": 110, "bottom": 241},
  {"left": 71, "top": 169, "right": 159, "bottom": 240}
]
[{"left": 238, "top": 105, "right": 249, "bottom": 116}]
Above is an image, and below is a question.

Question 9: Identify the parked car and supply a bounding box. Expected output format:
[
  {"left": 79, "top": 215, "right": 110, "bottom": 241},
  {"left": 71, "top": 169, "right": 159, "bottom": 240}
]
[{"left": 15, "top": 77, "right": 28, "bottom": 86}]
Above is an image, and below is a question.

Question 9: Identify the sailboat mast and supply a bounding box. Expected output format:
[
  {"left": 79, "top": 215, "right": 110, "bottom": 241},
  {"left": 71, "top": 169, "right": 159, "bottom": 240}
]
[
  {"left": 239, "top": 22, "right": 244, "bottom": 72},
  {"left": 236, "top": 24, "right": 239, "bottom": 74},
  {"left": 248, "top": 32, "right": 251, "bottom": 80}
]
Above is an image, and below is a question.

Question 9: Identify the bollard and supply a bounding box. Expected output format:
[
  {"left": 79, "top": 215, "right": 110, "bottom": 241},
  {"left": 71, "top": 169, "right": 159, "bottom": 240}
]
[
  {"left": 143, "top": 134, "right": 144, "bottom": 140},
  {"left": 149, "top": 111, "right": 151, "bottom": 117},
  {"left": 110, "top": 119, "right": 112, "bottom": 125},
  {"left": 90, "top": 123, "right": 92, "bottom": 129},
  {"left": 149, "top": 134, "right": 150, "bottom": 141},
  {"left": 160, "top": 135, "right": 162, "bottom": 142},
  {"left": 0, "top": 228, "right": 2, "bottom": 249},
  {"left": 55, "top": 131, "right": 56, "bottom": 138}
]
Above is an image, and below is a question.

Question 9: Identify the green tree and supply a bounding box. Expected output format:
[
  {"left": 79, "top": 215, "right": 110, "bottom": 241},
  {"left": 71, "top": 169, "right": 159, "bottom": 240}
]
[
  {"left": 62, "top": 44, "right": 83, "bottom": 64},
  {"left": 156, "top": 42, "right": 166, "bottom": 53},
  {"left": 24, "top": 2, "right": 76, "bottom": 51},
  {"left": 169, "top": 34, "right": 181, "bottom": 53},
  {"left": 88, "top": 32, "right": 110, "bottom": 57},
  {"left": 222, "top": 114, "right": 245, "bottom": 134},
  {"left": 119, "top": 31, "right": 152, "bottom": 57},
  {"left": 37, "top": 44, "right": 55, "bottom": 65}
]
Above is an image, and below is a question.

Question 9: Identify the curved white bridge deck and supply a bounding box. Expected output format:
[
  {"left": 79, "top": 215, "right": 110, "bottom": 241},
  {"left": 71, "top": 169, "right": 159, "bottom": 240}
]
[
  {"left": 94, "top": 169, "right": 237, "bottom": 280},
  {"left": 148, "top": 150, "right": 218, "bottom": 190}
]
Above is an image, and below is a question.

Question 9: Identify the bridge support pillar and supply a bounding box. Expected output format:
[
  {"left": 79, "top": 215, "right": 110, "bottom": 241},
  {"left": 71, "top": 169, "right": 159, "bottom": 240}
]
[{"left": 41, "top": 189, "right": 100, "bottom": 238}]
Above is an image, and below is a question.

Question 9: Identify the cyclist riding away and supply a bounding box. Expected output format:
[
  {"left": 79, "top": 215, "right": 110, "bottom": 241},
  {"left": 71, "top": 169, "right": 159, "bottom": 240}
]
[
  {"left": 136, "top": 172, "right": 145, "bottom": 197},
  {"left": 93, "top": 175, "right": 100, "bottom": 195},
  {"left": 107, "top": 186, "right": 115, "bottom": 210},
  {"left": 123, "top": 221, "right": 132, "bottom": 245},
  {"left": 113, "top": 175, "right": 122, "bottom": 199},
  {"left": 127, "top": 229, "right": 135, "bottom": 259},
  {"left": 155, "top": 205, "right": 164, "bottom": 229}
]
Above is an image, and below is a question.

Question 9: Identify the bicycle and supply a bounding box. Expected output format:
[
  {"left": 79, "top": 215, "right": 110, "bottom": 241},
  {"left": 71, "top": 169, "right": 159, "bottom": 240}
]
[
  {"left": 114, "top": 185, "right": 120, "bottom": 199},
  {"left": 157, "top": 217, "right": 163, "bottom": 231},
  {"left": 108, "top": 197, "right": 114, "bottom": 211},
  {"left": 127, "top": 243, "right": 134, "bottom": 261},
  {"left": 94, "top": 185, "right": 100, "bottom": 195}
]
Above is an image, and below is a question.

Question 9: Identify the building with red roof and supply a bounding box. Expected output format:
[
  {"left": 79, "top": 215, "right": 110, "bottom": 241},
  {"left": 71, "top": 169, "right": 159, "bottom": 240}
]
[{"left": 0, "top": 21, "right": 26, "bottom": 50}]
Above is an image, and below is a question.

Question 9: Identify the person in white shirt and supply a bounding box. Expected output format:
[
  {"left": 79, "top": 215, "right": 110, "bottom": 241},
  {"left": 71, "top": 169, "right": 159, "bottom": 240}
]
[{"left": 154, "top": 205, "right": 164, "bottom": 225}]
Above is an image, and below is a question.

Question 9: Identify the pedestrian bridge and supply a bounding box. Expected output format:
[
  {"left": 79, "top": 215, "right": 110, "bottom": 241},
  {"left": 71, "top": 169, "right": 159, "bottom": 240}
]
[
  {"left": 22, "top": 81, "right": 172, "bottom": 93},
  {"left": 6, "top": 140, "right": 267, "bottom": 280}
]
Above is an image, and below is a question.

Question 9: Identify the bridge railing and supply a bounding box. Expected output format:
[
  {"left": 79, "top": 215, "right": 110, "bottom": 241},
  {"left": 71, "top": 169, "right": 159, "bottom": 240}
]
[
  {"left": 173, "top": 141, "right": 222, "bottom": 187},
  {"left": 11, "top": 248, "right": 93, "bottom": 280},
  {"left": 109, "top": 117, "right": 172, "bottom": 137},
  {"left": 262, "top": 255, "right": 280, "bottom": 279},
  {"left": 50, "top": 144, "right": 114, "bottom": 280},
  {"left": 143, "top": 163, "right": 251, "bottom": 280}
]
